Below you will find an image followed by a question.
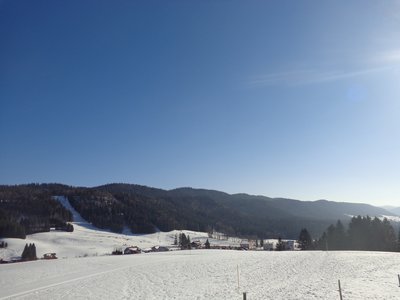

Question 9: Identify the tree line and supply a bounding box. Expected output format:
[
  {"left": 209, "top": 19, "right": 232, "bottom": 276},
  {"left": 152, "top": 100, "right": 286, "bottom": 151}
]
[
  {"left": 65, "top": 184, "right": 334, "bottom": 238},
  {"left": 298, "top": 216, "right": 398, "bottom": 252},
  {"left": 2, "top": 184, "right": 398, "bottom": 248}
]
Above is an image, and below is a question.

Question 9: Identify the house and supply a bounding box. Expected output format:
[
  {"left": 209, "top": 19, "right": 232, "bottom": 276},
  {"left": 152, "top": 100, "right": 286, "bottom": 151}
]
[
  {"left": 124, "top": 246, "right": 141, "bottom": 254},
  {"left": 283, "top": 240, "right": 295, "bottom": 250},
  {"left": 262, "top": 239, "right": 297, "bottom": 251},
  {"left": 151, "top": 246, "right": 169, "bottom": 252},
  {"left": 263, "top": 241, "right": 274, "bottom": 251},
  {"left": 210, "top": 231, "right": 228, "bottom": 240},
  {"left": 248, "top": 239, "right": 258, "bottom": 250},
  {"left": 240, "top": 239, "right": 249, "bottom": 250},
  {"left": 43, "top": 253, "right": 57, "bottom": 259},
  {"left": 190, "top": 240, "right": 202, "bottom": 249}
]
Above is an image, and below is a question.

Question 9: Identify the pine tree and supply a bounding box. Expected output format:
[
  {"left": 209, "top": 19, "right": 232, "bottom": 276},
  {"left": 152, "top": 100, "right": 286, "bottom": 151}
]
[
  {"left": 316, "top": 232, "right": 328, "bottom": 250},
  {"left": 335, "top": 220, "right": 346, "bottom": 250},
  {"left": 180, "top": 233, "right": 190, "bottom": 249},
  {"left": 205, "top": 239, "right": 210, "bottom": 249},
  {"left": 28, "top": 243, "right": 33, "bottom": 259},
  {"left": 30, "top": 243, "right": 37, "bottom": 260},
  {"left": 275, "top": 237, "right": 285, "bottom": 251},
  {"left": 21, "top": 244, "right": 28, "bottom": 260},
  {"left": 397, "top": 229, "right": 400, "bottom": 252},
  {"left": 382, "top": 218, "right": 396, "bottom": 251},
  {"left": 174, "top": 234, "right": 178, "bottom": 245},
  {"left": 178, "top": 233, "right": 183, "bottom": 247},
  {"left": 298, "top": 228, "right": 312, "bottom": 250}
]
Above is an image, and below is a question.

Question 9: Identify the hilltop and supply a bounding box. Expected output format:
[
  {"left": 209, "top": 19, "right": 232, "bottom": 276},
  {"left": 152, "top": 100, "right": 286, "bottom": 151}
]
[{"left": 0, "top": 183, "right": 397, "bottom": 240}]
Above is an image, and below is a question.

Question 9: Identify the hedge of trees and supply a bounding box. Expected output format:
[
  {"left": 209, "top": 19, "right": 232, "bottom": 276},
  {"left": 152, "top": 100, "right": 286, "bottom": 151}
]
[
  {"left": 21, "top": 243, "right": 37, "bottom": 261},
  {"left": 300, "top": 216, "right": 398, "bottom": 252}
]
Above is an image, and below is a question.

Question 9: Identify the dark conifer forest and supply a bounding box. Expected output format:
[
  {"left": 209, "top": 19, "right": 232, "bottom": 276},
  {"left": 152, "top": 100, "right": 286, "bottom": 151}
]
[
  {"left": 315, "top": 216, "right": 398, "bottom": 252},
  {"left": 0, "top": 184, "right": 73, "bottom": 238},
  {"left": 0, "top": 183, "right": 398, "bottom": 244}
]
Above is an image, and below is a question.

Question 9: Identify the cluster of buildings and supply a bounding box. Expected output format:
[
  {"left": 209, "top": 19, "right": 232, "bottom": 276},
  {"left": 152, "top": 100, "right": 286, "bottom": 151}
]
[
  {"left": 111, "top": 232, "right": 300, "bottom": 256},
  {"left": 207, "top": 231, "right": 299, "bottom": 251},
  {"left": 112, "top": 245, "right": 170, "bottom": 255},
  {"left": 206, "top": 238, "right": 298, "bottom": 251}
]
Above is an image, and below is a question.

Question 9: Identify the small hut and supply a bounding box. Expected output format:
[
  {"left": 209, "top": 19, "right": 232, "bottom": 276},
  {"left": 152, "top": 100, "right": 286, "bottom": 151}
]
[
  {"left": 43, "top": 253, "right": 57, "bottom": 259},
  {"left": 124, "top": 246, "right": 141, "bottom": 254}
]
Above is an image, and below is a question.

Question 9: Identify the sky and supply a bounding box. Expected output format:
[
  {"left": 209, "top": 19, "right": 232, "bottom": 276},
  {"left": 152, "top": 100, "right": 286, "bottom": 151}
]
[{"left": 1, "top": 0, "right": 400, "bottom": 206}]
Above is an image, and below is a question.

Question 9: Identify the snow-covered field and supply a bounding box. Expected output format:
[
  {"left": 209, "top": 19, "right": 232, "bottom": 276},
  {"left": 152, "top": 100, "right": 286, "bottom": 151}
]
[
  {"left": 2, "top": 197, "right": 400, "bottom": 299},
  {"left": 1, "top": 250, "right": 400, "bottom": 299}
]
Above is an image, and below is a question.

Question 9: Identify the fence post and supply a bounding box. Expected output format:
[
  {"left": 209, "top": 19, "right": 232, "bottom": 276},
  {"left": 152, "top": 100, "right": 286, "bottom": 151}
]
[
  {"left": 237, "top": 264, "right": 240, "bottom": 291},
  {"left": 398, "top": 274, "right": 400, "bottom": 287},
  {"left": 243, "top": 292, "right": 247, "bottom": 300},
  {"left": 338, "top": 280, "right": 343, "bottom": 300}
]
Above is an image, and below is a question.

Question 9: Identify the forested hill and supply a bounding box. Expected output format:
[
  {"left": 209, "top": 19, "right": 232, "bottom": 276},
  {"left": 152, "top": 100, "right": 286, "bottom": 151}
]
[{"left": 0, "top": 183, "right": 396, "bottom": 239}]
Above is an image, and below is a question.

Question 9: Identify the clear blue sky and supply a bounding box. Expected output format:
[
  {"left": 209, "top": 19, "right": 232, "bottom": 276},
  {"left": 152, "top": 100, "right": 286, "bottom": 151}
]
[{"left": 1, "top": 0, "right": 400, "bottom": 206}]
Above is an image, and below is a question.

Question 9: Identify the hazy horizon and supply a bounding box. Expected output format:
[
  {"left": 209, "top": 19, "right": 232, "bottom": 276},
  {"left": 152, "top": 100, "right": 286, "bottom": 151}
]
[{"left": 1, "top": 1, "right": 400, "bottom": 207}]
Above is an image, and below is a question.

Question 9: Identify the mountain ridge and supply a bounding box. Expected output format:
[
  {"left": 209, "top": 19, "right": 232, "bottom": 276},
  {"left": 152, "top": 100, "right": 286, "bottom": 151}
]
[{"left": 0, "top": 183, "right": 397, "bottom": 240}]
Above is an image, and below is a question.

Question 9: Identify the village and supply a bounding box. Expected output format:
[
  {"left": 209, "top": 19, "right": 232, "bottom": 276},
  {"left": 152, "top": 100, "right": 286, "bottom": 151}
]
[
  {"left": 1, "top": 229, "right": 300, "bottom": 264},
  {"left": 111, "top": 231, "right": 300, "bottom": 256}
]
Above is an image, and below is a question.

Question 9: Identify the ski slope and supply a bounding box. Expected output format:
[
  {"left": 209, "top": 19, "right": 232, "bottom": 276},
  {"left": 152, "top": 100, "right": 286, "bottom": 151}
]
[
  {"left": 0, "top": 196, "right": 209, "bottom": 260},
  {"left": 1, "top": 250, "right": 400, "bottom": 299}
]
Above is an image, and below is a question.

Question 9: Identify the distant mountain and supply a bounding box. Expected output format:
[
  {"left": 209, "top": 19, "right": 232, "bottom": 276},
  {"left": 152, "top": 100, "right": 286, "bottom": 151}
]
[
  {"left": 0, "top": 183, "right": 396, "bottom": 239},
  {"left": 381, "top": 206, "right": 400, "bottom": 216}
]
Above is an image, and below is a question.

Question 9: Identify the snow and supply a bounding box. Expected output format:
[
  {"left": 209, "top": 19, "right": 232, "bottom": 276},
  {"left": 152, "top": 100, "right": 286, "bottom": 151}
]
[
  {"left": 345, "top": 214, "right": 400, "bottom": 223},
  {"left": 2, "top": 197, "right": 400, "bottom": 299},
  {"left": 381, "top": 215, "right": 400, "bottom": 223},
  {"left": 0, "top": 196, "right": 209, "bottom": 260},
  {"left": 1, "top": 250, "right": 400, "bottom": 299}
]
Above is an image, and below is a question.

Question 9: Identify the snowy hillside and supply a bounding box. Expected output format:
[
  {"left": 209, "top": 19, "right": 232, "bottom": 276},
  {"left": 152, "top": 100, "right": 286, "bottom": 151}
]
[
  {"left": 2, "top": 184, "right": 396, "bottom": 240},
  {"left": 1, "top": 250, "right": 400, "bottom": 299},
  {"left": 0, "top": 197, "right": 210, "bottom": 260}
]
